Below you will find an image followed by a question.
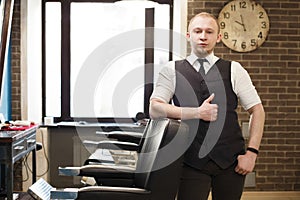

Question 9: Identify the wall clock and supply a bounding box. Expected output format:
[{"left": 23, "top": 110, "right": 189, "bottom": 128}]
[{"left": 218, "top": 0, "right": 270, "bottom": 52}]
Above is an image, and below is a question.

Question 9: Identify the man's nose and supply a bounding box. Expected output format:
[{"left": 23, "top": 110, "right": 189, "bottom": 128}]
[{"left": 199, "top": 31, "right": 206, "bottom": 39}]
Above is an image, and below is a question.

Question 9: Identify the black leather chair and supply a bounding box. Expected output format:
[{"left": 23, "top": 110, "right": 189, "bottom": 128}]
[
  {"left": 81, "top": 113, "right": 148, "bottom": 166},
  {"left": 82, "top": 130, "right": 144, "bottom": 166},
  {"left": 51, "top": 118, "right": 189, "bottom": 200},
  {"left": 64, "top": 121, "right": 147, "bottom": 185}
]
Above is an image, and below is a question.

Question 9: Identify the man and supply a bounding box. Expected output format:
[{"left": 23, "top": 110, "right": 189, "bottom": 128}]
[{"left": 149, "top": 12, "right": 265, "bottom": 200}]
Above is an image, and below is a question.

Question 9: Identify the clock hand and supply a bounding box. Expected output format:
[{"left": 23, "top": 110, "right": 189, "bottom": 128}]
[
  {"left": 235, "top": 20, "right": 244, "bottom": 26},
  {"left": 239, "top": 15, "right": 246, "bottom": 31},
  {"left": 234, "top": 16, "right": 247, "bottom": 31}
]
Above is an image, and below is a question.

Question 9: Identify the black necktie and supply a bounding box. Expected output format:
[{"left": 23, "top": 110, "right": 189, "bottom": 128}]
[{"left": 198, "top": 58, "right": 207, "bottom": 76}]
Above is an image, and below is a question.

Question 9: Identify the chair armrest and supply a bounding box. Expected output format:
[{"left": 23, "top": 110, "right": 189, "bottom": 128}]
[
  {"left": 50, "top": 188, "right": 78, "bottom": 200},
  {"left": 79, "top": 186, "right": 149, "bottom": 194},
  {"left": 98, "top": 141, "right": 139, "bottom": 151},
  {"left": 79, "top": 165, "right": 135, "bottom": 179},
  {"left": 96, "top": 131, "right": 143, "bottom": 144},
  {"left": 59, "top": 165, "right": 135, "bottom": 179},
  {"left": 78, "top": 186, "right": 150, "bottom": 199},
  {"left": 51, "top": 186, "right": 150, "bottom": 200},
  {"left": 83, "top": 140, "right": 139, "bottom": 151},
  {"left": 59, "top": 167, "right": 81, "bottom": 176}
]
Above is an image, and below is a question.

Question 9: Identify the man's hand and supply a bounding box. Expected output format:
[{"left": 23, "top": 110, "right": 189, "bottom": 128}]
[
  {"left": 235, "top": 151, "right": 257, "bottom": 175},
  {"left": 197, "top": 93, "right": 218, "bottom": 121}
]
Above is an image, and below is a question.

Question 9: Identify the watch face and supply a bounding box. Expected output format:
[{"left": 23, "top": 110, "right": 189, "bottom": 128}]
[{"left": 218, "top": 0, "right": 270, "bottom": 52}]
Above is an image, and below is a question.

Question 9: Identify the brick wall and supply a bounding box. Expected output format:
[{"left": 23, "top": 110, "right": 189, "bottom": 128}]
[
  {"left": 11, "top": 0, "right": 21, "bottom": 121},
  {"left": 187, "top": 0, "right": 300, "bottom": 191},
  {"left": 11, "top": 0, "right": 22, "bottom": 191},
  {"left": 10, "top": 0, "right": 299, "bottom": 192}
]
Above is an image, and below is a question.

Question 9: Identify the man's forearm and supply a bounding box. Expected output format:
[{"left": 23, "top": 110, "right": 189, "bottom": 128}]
[
  {"left": 149, "top": 99, "right": 199, "bottom": 120},
  {"left": 149, "top": 99, "right": 181, "bottom": 119},
  {"left": 149, "top": 96, "right": 218, "bottom": 121},
  {"left": 247, "top": 103, "right": 265, "bottom": 150}
]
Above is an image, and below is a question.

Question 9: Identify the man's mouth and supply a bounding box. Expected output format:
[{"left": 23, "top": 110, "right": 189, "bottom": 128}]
[{"left": 199, "top": 43, "right": 208, "bottom": 47}]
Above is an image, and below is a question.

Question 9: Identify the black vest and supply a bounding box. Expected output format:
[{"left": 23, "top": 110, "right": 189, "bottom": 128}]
[{"left": 173, "top": 59, "right": 245, "bottom": 169}]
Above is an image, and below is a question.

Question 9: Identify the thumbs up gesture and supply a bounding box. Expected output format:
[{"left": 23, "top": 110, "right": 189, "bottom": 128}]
[{"left": 197, "top": 93, "right": 218, "bottom": 121}]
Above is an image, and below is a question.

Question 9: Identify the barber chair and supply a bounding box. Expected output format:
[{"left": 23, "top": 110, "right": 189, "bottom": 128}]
[
  {"left": 82, "top": 112, "right": 147, "bottom": 166},
  {"left": 81, "top": 125, "right": 147, "bottom": 167},
  {"left": 82, "top": 130, "right": 143, "bottom": 166},
  {"left": 69, "top": 118, "right": 148, "bottom": 185},
  {"left": 93, "top": 112, "right": 147, "bottom": 146},
  {"left": 51, "top": 118, "right": 189, "bottom": 200}
]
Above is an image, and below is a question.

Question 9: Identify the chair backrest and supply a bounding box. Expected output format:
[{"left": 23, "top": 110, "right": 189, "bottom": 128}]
[{"left": 134, "top": 118, "right": 189, "bottom": 200}]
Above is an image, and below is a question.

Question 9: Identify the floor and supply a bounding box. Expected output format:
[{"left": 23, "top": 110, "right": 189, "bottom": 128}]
[
  {"left": 208, "top": 192, "right": 300, "bottom": 200},
  {"left": 241, "top": 192, "right": 300, "bottom": 200}
]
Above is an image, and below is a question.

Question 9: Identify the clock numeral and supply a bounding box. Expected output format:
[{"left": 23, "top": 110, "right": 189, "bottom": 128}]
[
  {"left": 251, "top": 39, "right": 257, "bottom": 46},
  {"left": 241, "top": 42, "right": 247, "bottom": 49},
  {"left": 259, "top": 11, "right": 264, "bottom": 19},
  {"left": 224, "top": 32, "right": 229, "bottom": 39},
  {"left": 232, "top": 39, "right": 237, "bottom": 46},
  {"left": 220, "top": 22, "right": 226, "bottom": 29},
  {"left": 261, "top": 21, "right": 267, "bottom": 29},
  {"left": 223, "top": 12, "right": 230, "bottom": 19},
  {"left": 231, "top": 4, "right": 236, "bottom": 11},
  {"left": 239, "top": 1, "right": 247, "bottom": 9},
  {"left": 258, "top": 31, "right": 263, "bottom": 39}
]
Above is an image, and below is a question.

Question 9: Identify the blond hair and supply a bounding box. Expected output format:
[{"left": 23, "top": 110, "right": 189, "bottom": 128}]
[{"left": 188, "top": 12, "right": 220, "bottom": 33}]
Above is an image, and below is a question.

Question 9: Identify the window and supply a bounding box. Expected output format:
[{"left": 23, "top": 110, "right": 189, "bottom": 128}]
[
  {"left": 42, "top": 0, "right": 186, "bottom": 122},
  {"left": 70, "top": 2, "right": 169, "bottom": 118},
  {"left": 45, "top": 2, "right": 61, "bottom": 117}
]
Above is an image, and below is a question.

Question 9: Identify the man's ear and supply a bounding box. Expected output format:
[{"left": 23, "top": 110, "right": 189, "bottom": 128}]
[
  {"left": 216, "top": 33, "right": 222, "bottom": 43},
  {"left": 186, "top": 32, "right": 191, "bottom": 41}
]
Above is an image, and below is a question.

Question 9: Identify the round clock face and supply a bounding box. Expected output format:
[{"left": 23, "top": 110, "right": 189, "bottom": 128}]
[{"left": 218, "top": 0, "right": 270, "bottom": 52}]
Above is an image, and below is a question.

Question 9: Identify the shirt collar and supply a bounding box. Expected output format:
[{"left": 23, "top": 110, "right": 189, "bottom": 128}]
[{"left": 186, "top": 52, "right": 219, "bottom": 67}]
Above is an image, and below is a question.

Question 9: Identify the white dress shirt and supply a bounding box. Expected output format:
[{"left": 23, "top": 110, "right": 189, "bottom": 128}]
[{"left": 150, "top": 52, "right": 261, "bottom": 111}]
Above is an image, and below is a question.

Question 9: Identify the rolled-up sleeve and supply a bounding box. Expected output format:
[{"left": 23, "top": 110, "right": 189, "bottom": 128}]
[
  {"left": 232, "top": 61, "right": 262, "bottom": 110},
  {"left": 150, "top": 61, "right": 176, "bottom": 103}
]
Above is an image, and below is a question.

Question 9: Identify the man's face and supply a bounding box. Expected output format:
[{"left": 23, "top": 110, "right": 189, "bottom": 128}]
[{"left": 187, "top": 16, "right": 222, "bottom": 57}]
